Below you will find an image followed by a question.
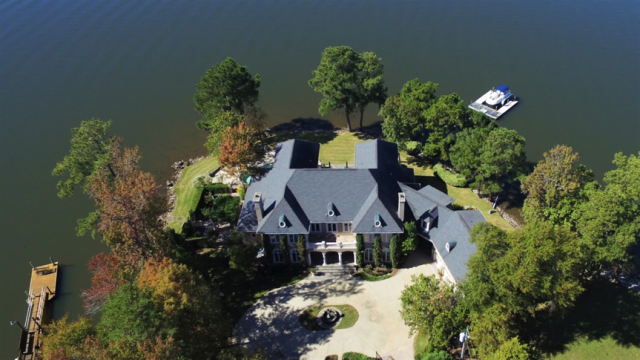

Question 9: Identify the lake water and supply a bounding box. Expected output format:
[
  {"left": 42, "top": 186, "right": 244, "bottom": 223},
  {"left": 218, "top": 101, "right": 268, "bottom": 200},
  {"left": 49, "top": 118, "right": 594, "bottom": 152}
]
[{"left": 0, "top": 0, "right": 638, "bottom": 354}]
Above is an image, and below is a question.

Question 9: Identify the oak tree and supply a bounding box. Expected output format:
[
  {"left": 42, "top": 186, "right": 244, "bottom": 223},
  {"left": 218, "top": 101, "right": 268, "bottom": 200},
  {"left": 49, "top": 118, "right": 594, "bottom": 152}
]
[
  {"left": 422, "top": 93, "right": 470, "bottom": 160},
  {"left": 450, "top": 126, "right": 526, "bottom": 194},
  {"left": 85, "top": 146, "right": 169, "bottom": 258},
  {"left": 400, "top": 274, "right": 466, "bottom": 352},
  {"left": 521, "top": 145, "right": 596, "bottom": 225},
  {"left": 380, "top": 79, "right": 438, "bottom": 150}
]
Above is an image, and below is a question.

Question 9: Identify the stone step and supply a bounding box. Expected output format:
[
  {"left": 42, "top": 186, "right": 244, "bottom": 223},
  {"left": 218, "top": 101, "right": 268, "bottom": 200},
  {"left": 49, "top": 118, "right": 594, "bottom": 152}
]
[{"left": 315, "top": 265, "right": 357, "bottom": 277}]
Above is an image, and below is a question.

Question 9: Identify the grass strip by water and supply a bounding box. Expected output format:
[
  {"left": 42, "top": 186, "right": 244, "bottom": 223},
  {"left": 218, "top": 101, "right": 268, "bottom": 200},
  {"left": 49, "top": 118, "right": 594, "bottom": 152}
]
[
  {"left": 168, "top": 156, "right": 219, "bottom": 233},
  {"left": 342, "top": 352, "right": 376, "bottom": 360},
  {"left": 299, "top": 304, "right": 359, "bottom": 331}
]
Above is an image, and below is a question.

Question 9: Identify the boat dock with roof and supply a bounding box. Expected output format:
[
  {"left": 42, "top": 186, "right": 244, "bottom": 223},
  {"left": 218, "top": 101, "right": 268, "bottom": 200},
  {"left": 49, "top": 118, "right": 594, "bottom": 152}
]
[
  {"left": 468, "top": 85, "right": 519, "bottom": 119},
  {"left": 16, "top": 261, "right": 59, "bottom": 360}
]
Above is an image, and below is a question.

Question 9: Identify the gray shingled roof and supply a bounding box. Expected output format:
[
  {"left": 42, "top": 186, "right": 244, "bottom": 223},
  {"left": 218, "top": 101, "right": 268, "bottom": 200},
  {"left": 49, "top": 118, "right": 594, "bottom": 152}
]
[
  {"left": 428, "top": 209, "right": 485, "bottom": 282},
  {"left": 418, "top": 185, "right": 455, "bottom": 206},
  {"left": 238, "top": 139, "right": 411, "bottom": 234}
]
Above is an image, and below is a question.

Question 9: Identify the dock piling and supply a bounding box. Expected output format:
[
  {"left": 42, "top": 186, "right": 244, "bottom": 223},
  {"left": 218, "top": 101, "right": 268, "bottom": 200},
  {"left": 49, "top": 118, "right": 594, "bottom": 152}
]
[{"left": 9, "top": 321, "right": 26, "bottom": 332}]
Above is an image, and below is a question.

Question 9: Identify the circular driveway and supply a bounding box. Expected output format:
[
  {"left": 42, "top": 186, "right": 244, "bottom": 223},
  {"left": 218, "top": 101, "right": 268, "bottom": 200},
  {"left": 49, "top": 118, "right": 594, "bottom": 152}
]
[{"left": 233, "top": 252, "right": 437, "bottom": 359}]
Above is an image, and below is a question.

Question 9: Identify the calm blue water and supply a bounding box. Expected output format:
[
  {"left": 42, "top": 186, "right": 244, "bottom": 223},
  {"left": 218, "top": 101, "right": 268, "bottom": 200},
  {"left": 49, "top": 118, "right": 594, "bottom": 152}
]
[{"left": 1, "top": 0, "right": 638, "bottom": 355}]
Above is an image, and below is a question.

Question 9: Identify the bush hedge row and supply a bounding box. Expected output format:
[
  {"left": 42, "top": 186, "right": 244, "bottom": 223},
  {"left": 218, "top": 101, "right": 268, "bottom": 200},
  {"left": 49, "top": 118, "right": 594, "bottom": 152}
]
[{"left": 433, "top": 163, "right": 467, "bottom": 187}]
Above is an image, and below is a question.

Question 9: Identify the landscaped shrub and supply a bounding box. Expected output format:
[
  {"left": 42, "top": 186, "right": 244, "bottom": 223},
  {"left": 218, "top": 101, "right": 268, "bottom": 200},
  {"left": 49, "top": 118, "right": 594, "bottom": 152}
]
[
  {"left": 192, "top": 175, "right": 207, "bottom": 188},
  {"left": 355, "top": 234, "right": 364, "bottom": 267},
  {"left": 390, "top": 235, "right": 400, "bottom": 268},
  {"left": 420, "top": 350, "right": 454, "bottom": 360},
  {"left": 237, "top": 185, "right": 246, "bottom": 200},
  {"left": 201, "top": 195, "right": 240, "bottom": 223},
  {"left": 373, "top": 235, "right": 382, "bottom": 268},
  {"left": 433, "top": 163, "right": 467, "bottom": 187},
  {"left": 279, "top": 235, "right": 289, "bottom": 264},
  {"left": 297, "top": 235, "right": 306, "bottom": 267},
  {"left": 203, "top": 183, "right": 230, "bottom": 194},
  {"left": 262, "top": 235, "right": 272, "bottom": 266},
  {"left": 403, "top": 221, "right": 418, "bottom": 253}
]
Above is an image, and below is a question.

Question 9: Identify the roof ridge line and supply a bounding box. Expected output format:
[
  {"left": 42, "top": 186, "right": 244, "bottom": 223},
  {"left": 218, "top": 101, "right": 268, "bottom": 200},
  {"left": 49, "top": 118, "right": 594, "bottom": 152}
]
[{"left": 456, "top": 212, "right": 472, "bottom": 232}]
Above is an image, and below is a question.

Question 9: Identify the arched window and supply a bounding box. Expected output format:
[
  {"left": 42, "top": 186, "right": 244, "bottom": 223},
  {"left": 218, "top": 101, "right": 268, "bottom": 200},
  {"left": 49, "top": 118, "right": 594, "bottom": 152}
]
[
  {"left": 383, "top": 249, "right": 391, "bottom": 263},
  {"left": 364, "top": 248, "right": 373, "bottom": 263},
  {"left": 273, "top": 249, "right": 283, "bottom": 264},
  {"left": 290, "top": 249, "right": 300, "bottom": 263}
]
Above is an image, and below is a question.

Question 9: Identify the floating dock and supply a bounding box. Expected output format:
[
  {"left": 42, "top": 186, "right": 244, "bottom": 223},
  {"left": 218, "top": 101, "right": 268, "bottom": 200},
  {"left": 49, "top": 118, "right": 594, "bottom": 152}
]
[
  {"left": 468, "top": 90, "right": 518, "bottom": 119},
  {"left": 17, "top": 261, "right": 59, "bottom": 360}
]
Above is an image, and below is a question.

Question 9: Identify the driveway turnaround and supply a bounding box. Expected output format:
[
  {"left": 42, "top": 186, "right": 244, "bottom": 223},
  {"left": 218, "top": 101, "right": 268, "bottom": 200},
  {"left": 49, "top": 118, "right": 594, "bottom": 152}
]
[{"left": 234, "top": 252, "right": 437, "bottom": 359}]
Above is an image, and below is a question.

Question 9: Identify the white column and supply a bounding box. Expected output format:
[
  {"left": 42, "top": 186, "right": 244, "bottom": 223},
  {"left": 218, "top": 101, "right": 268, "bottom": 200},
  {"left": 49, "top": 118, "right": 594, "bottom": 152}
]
[
  {"left": 307, "top": 253, "right": 312, "bottom": 267},
  {"left": 338, "top": 252, "right": 343, "bottom": 265},
  {"left": 354, "top": 251, "right": 358, "bottom": 267},
  {"left": 322, "top": 252, "right": 326, "bottom": 266}
]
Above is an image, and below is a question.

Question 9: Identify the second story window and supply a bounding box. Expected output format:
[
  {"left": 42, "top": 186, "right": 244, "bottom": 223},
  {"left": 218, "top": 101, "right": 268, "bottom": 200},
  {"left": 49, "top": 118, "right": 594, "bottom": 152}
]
[
  {"left": 327, "top": 223, "right": 337, "bottom": 232},
  {"left": 288, "top": 234, "right": 297, "bottom": 244},
  {"left": 311, "top": 223, "right": 321, "bottom": 232},
  {"left": 343, "top": 223, "right": 352, "bottom": 232}
]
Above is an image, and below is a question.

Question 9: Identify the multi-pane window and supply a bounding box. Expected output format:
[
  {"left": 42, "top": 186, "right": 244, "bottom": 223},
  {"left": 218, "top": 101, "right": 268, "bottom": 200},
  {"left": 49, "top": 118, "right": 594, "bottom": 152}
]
[
  {"left": 383, "top": 249, "right": 391, "bottom": 263},
  {"left": 343, "top": 223, "right": 352, "bottom": 232},
  {"left": 273, "top": 249, "right": 283, "bottom": 263},
  {"left": 270, "top": 235, "right": 279, "bottom": 244},
  {"left": 327, "top": 223, "right": 337, "bottom": 232},
  {"left": 290, "top": 249, "right": 300, "bottom": 263},
  {"left": 288, "top": 234, "right": 297, "bottom": 244},
  {"left": 364, "top": 248, "right": 373, "bottom": 262},
  {"left": 311, "top": 223, "right": 321, "bottom": 232}
]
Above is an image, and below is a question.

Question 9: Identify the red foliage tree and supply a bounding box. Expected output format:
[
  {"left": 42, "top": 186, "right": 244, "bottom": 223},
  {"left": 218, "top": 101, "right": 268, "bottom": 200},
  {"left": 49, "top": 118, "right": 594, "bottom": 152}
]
[
  {"left": 81, "top": 251, "right": 142, "bottom": 315},
  {"left": 218, "top": 122, "right": 262, "bottom": 178},
  {"left": 86, "top": 146, "right": 170, "bottom": 259}
]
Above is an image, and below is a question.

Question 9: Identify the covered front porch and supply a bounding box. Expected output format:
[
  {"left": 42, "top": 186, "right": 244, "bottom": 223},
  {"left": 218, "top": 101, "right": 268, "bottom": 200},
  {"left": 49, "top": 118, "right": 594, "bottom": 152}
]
[{"left": 309, "top": 250, "right": 356, "bottom": 266}]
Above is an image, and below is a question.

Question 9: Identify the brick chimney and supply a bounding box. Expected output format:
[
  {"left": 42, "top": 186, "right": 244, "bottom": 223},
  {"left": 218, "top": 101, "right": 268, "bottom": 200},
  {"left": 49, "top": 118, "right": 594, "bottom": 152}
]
[
  {"left": 253, "top": 192, "right": 264, "bottom": 222},
  {"left": 398, "top": 193, "right": 406, "bottom": 221}
]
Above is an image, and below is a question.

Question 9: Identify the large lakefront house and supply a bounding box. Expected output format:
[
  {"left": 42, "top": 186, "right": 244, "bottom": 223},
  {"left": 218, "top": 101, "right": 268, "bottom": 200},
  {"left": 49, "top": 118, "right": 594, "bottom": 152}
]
[{"left": 237, "top": 139, "right": 486, "bottom": 283}]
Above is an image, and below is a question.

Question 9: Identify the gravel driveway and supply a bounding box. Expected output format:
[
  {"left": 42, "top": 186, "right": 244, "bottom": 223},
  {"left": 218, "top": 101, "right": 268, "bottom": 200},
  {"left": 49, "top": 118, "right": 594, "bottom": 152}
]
[{"left": 233, "top": 252, "right": 437, "bottom": 359}]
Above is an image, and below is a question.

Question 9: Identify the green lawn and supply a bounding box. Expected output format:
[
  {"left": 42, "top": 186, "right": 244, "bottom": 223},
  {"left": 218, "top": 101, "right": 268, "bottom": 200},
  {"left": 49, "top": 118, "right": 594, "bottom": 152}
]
[
  {"left": 299, "top": 304, "right": 359, "bottom": 331},
  {"left": 401, "top": 153, "right": 513, "bottom": 231},
  {"left": 549, "top": 336, "right": 640, "bottom": 360},
  {"left": 538, "top": 280, "right": 640, "bottom": 360},
  {"left": 168, "top": 156, "right": 219, "bottom": 232},
  {"left": 265, "top": 131, "right": 363, "bottom": 164}
]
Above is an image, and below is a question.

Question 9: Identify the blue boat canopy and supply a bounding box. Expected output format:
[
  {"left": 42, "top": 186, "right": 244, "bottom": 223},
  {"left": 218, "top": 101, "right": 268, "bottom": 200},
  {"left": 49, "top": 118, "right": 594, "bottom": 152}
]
[{"left": 496, "top": 84, "right": 509, "bottom": 92}]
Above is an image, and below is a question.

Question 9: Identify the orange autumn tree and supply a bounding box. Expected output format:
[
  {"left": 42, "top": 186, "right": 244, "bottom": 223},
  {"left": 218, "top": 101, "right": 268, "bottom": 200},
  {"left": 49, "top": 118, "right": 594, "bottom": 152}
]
[
  {"left": 218, "top": 122, "right": 262, "bottom": 180},
  {"left": 86, "top": 145, "right": 170, "bottom": 259},
  {"left": 137, "top": 257, "right": 231, "bottom": 357}
]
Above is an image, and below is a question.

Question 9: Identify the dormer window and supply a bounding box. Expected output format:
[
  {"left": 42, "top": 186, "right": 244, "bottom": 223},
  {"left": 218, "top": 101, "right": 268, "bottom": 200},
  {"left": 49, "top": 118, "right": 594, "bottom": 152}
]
[
  {"left": 327, "top": 202, "right": 336, "bottom": 217},
  {"left": 374, "top": 214, "right": 382, "bottom": 228},
  {"left": 278, "top": 215, "right": 287, "bottom": 228}
]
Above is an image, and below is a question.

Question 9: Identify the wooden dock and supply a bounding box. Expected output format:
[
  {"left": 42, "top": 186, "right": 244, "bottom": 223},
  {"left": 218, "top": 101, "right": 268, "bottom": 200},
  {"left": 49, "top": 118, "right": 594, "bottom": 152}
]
[
  {"left": 17, "top": 262, "right": 59, "bottom": 360},
  {"left": 468, "top": 90, "right": 518, "bottom": 119}
]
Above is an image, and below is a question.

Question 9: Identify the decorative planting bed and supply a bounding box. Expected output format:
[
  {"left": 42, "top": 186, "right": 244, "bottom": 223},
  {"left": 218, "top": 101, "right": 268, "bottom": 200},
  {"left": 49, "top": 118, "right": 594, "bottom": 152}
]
[{"left": 299, "top": 304, "right": 358, "bottom": 331}]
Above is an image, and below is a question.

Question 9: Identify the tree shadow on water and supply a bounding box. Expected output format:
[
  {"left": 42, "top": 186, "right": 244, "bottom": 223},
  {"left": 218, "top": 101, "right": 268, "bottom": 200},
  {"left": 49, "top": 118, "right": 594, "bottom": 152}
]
[
  {"left": 528, "top": 279, "right": 640, "bottom": 356},
  {"left": 270, "top": 118, "right": 336, "bottom": 133}
]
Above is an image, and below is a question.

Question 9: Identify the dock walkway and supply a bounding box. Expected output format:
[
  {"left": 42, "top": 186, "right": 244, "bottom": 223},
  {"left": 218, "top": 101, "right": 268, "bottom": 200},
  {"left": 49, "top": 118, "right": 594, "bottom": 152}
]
[{"left": 18, "top": 262, "right": 58, "bottom": 360}]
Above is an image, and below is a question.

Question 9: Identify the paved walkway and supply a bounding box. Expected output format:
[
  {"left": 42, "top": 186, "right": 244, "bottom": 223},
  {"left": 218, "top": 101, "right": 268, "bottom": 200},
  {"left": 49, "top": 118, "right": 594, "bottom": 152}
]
[{"left": 234, "top": 252, "right": 438, "bottom": 359}]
